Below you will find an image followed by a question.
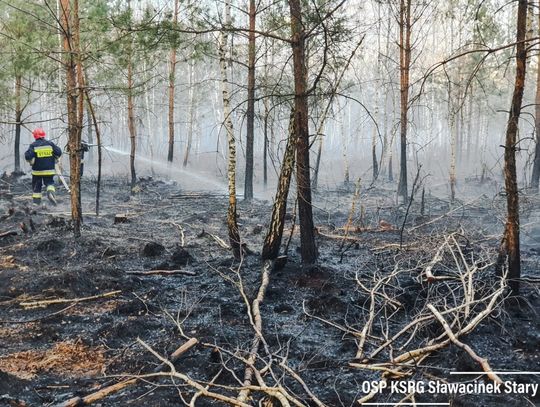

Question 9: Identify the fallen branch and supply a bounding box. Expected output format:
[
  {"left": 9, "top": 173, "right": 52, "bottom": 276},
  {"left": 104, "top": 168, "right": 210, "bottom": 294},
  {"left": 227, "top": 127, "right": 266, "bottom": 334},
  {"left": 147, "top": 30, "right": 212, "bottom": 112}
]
[
  {"left": 199, "top": 229, "right": 230, "bottom": 249},
  {"left": 317, "top": 230, "right": 361, "bottom": 242},
  {"left": 172, "top": 222, "right": 186, "bottom": 247},
  {"left": 137, "top": 338, "right": 253, "bottom": 407},
  {"left": 279, "top": 361, "right": 326, "bottom": 407},
  {"left": 0, "top": 230, "right": 18, "bottom": 238},
  {"left": 189, "top": 369, "right": 223, "bottom": 407},
  {"left": 126, "top": 270, "right": 196, "bottom": 277},
  {"left": 55, "top": 379, "right": 138, "bottom": 407},
  {"left": 348, "top": 363, "right": 409, "bottom": 378},
  {"left": 20, "top": 290, "right": 121, "bottom": 309},
  {"left": 427, "top": 304, "right": 502, "bottom": 384},
  {"left": 0, "top": 304, "right": 78, "bottom": 324},
  {"left": 54, "top": 338, "right": 198, "bottom": 407},
  {"left": 357, "top": 378, "right": 387, "bottom": 405},
  {"left": 154, "top": 337, "right": 198, "bottom": 372},
  {"left": 424, "top": 235, "right": 454, "bottom": 282},
  {"left": 237, "top": 259, "right": 273, "bottom": 403}
]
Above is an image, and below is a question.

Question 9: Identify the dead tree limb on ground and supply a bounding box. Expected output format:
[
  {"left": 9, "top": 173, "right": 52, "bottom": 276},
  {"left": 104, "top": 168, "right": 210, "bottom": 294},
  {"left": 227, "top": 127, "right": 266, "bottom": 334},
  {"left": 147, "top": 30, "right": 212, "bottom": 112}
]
[
  {"left": 126, "top": 270, "right": 196, "bottom": 276},
  {"left": 198, "top": 229, "right": 231, "bottom": 249},
  {"left": 427, "top": 304, "right": 502, "bottom": 384},
  {"left": 54, "top": 338, "right": 198, "bottom": 407},
  {"left": 20, "top": 290, "right": 121, "bottom": 309},
  {"left": 237, "top": 259, "right": 273, "bottom": 403}
]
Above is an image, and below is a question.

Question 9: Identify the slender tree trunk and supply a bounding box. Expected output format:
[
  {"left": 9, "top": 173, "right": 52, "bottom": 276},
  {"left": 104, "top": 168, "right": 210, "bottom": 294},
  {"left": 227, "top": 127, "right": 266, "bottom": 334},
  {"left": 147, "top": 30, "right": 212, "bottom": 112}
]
[
  {"left": 372, "top": 18, "right": 381, "bottom": 182},
  {"left": 84, "top": 88, "right": 102, "bottom": 216},
  {"left": 127, "top": 55, "right": 137, "bottom": 191},
  {"left": 312, "top": 137, "right": 323, "bottom": 190},
  {"left": 448, "top": 23, "right": 461, "bottom": 203},
  {"left": 500, "top": 0, "right": 528, "bottom": 294},
  {"left": 244, "top": 0, "right": 256, "bottom": 200},
  {"left": 397, "top": 0, "right": 411, "bottom": 202},
  {"left": 449, "top": 115, "right": 457, "bottom": 202},
  {"left": 342, "top": 116, "right": 350, "bottom": 184},
  {"left": 311, "top": 42, "right": 361, "bottom": 190},
  {"left": 388, "top": 153, "right": 394, "bottom": 182},
  {"left": 143, "top": 63, "right": 155, "bottom": 175},
  {"left": 167, "top": 0, "right": 179, "bottom": 163},
  {"left": 289, "top": 0, "right": 317, "bottom": 264},
  {"left": 388, "top": 130, "right": 396, "bottom": 182},
  {"left": 262, "top": 112, "right": 296, "bottom": 260},
  {"left": 86, "top": 105, "right": 93, "bottom": 163},
  {"left": 337, "top": 98, "right": 350, "bottom": 184},
  {"left": 263, "top": 89, "right": 270, "bottom": 188},
  {"left": 262, "top": 41, "right": 272, "bottom": 189},
  {"left": 74, "top": 5, "right": 84, "bottom": 213},
  {"left": 60, "top": 0, "right": 82, "bottom": 237},
  {"left": 183, "top": 59, "right": 195, "bottom": 168},
  {"left": 465, "top": 89, "right": 473, "bottom": 165},
  {"left": 220, "top": 0, "right": 241, "bottom": 259},
  {"left": 312, "top": 100, "right": 333, "bottom": 191},
  {"left": 371, "top": 117, "right": 379, "bottom": 181},
  {"left": 14, "top": 75, "right": 22, "bottom": 173},
  {"left": 531, "top": 1, "right": 540, "bottom": 191}
]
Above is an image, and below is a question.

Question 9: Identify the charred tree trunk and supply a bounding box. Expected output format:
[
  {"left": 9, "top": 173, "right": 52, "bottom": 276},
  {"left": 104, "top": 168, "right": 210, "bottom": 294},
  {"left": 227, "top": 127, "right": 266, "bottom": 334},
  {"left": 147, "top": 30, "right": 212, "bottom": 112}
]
[
  {"left": 14, "top": 75, "right": 22, "bottom": 174},
  {"left": 86, "top": 105, "right": 93, "bottom": 163},
  {"left": 84, "top": 71, "right": 94, "bottom": 163},
  {"left": 500, "top": 0, "right": 528, "bottom": 294},
  {"left": 289, "top": 0, "right": 317, "bottom": 264},
  {"left": 167, "top": 0, "right": 179, "bottom": 163},
  {"left": 84, "top": 89, "right": 102, "bottom": 216},
  {"left": 531, "top": 4, "right": 540, "bottom": 191},
  {"left": 60, "top": 0, "right": 82, "bottom": 237},
  {"left": 262, "top": 112, "right": 296, "bottom": 260},
  {"left": 219, "top": 0, "right": 241, "bottom": 259},
  {"left": 244, "top": 0, "right": 256, "bottom": 200},
  {"left": 397, "top": 0, "right": 411, "bottom": 203}
]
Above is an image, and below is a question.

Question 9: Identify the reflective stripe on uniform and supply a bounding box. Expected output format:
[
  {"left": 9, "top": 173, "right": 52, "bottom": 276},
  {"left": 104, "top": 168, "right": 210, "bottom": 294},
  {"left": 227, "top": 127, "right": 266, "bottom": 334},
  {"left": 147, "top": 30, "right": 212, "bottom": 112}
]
[
  {"left": 46, "top": 185, "right": 56, "bottom": 192},
  {"left": 34, "top": 146, "right": 54, "bottom": 158},
  {"left": 32, "top": 193, "right": 42, "bottom": 199},
  {"left": 32, "top": 169, "right": 56, "bottom": 176}
]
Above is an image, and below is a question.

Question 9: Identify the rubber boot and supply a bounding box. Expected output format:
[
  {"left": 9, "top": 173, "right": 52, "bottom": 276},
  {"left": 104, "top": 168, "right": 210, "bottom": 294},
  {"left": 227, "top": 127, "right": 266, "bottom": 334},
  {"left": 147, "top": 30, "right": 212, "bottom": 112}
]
[
  {"left": 46, "top": 185, "right": 57, "bottom": 206},
  {"left": 32, "top": 193, "right": 42, "bottom": 206}
]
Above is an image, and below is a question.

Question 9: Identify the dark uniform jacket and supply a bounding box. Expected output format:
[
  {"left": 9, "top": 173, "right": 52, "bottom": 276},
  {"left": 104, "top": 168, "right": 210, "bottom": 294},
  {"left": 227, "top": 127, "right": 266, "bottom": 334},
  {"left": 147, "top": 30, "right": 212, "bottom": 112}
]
[{"left": 24, "top": 138, "right": 62, "bottom": 176}]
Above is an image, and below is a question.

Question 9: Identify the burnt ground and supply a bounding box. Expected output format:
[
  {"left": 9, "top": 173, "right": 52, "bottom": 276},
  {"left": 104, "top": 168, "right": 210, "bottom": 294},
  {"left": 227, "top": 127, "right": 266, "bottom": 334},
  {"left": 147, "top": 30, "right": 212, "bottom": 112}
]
[{"left": 0, "top": 174, "right": 539, "bottom": 407}]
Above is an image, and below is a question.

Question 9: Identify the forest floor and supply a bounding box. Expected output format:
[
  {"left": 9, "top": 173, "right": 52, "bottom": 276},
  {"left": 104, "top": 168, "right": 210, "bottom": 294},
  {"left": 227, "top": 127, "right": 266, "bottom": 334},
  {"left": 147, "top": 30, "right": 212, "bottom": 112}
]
[{"left": 0, "top": 173, "right": 539, "bottom": 407}]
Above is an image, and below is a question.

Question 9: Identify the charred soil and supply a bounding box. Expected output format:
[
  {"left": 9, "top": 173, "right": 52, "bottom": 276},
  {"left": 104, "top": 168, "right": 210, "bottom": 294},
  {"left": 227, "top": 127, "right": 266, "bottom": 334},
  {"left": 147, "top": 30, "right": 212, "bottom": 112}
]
[{"left": 0, "top": 175, "right": 538, "bottom": 406}]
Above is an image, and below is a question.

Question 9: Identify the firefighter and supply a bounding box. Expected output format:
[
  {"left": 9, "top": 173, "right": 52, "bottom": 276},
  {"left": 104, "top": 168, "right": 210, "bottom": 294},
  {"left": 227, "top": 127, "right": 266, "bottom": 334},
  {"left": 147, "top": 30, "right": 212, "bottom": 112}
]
[{"left": 24, "top": 128, "right": 62, "bottom": 205}]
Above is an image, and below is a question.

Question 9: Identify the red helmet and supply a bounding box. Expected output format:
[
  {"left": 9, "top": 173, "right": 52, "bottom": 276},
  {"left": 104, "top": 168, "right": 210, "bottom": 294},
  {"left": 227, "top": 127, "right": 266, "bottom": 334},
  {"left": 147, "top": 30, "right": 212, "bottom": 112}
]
[{"left": 33, "top": 128, "right": 46, "bottom": 139}]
